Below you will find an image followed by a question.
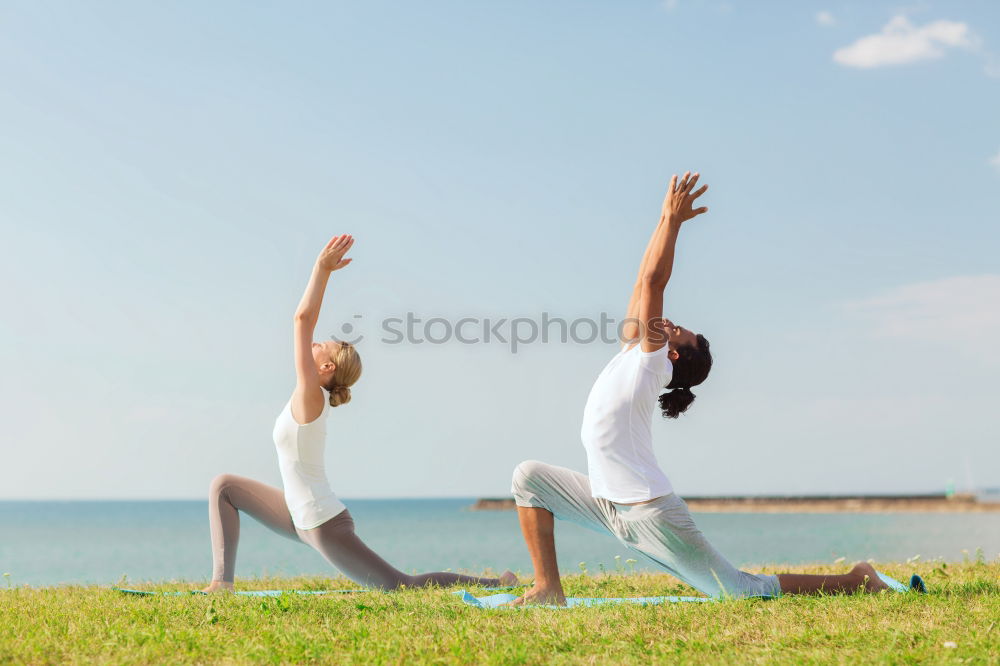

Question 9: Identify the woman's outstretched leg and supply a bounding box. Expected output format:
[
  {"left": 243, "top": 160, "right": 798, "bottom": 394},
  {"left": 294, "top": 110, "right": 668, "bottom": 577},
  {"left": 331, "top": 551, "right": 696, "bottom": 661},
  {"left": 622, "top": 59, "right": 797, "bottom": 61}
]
[
  {"left": 778, "top": 562, "right": 890, "bottom": 595},
  {"left": 205, "top": 473, "right": 298, "bottom": 591},
  {"left": 298, "top": 510, "right": 516, "bottom": 590},
  {"left": 406, "top": 570, "right": 517, "bottom": 588}
]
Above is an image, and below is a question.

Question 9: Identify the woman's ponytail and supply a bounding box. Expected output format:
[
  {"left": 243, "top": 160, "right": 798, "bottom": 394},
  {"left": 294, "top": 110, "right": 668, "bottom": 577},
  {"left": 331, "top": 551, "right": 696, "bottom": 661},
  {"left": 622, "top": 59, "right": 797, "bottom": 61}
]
[{"left": 328, "top": 385, "right": 352, "bottom": 407}]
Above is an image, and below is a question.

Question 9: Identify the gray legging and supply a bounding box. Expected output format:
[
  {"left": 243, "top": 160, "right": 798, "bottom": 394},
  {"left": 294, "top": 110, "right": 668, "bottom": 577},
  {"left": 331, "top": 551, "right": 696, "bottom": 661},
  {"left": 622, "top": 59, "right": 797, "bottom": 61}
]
[{"left": 208, "top": 473, "right": 501, "bottom": 589}]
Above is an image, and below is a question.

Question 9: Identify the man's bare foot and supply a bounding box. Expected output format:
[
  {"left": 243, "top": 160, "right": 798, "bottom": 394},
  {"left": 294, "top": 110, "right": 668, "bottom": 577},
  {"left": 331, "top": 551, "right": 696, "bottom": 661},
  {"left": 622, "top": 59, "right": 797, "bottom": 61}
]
[
  {"left": 851, "top": 563, "right": 890, "bottom": 593},
  {"left": 201, "top": 581, "right": 234, "bottom": 594},
  {"left": 498, "top": 570, "right": 519, "bottom": 587},
  {"left": 504, "top": 583, "right": 567, "bottom": 607}
]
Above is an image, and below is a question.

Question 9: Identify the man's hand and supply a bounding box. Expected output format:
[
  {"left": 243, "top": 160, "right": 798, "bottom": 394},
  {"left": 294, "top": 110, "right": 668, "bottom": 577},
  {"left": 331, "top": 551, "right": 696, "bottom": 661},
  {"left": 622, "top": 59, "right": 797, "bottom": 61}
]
[{"left": 661, "top": 171, "right": 708, "bottom": 225}]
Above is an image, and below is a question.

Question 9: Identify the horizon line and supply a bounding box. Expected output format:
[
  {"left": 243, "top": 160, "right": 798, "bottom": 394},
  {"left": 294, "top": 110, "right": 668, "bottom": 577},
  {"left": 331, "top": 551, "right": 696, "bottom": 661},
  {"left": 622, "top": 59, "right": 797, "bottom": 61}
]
[{"left": 3, "top": 490, "right": 994, "bottom": 503}]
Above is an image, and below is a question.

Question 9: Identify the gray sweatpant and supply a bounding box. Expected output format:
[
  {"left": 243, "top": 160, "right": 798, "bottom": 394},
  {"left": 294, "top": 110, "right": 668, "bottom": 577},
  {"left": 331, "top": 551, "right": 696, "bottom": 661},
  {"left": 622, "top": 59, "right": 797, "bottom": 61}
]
[
  {"left": 511, "top": 460, "right": 780, "bottom": 599},
  {"left": 208, "top": 473, "right": 501, "bottom": 590}
]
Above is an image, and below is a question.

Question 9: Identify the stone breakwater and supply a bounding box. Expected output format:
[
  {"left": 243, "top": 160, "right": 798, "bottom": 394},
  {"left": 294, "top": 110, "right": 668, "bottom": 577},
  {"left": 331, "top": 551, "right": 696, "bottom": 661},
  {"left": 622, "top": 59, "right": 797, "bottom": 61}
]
[{"left": 470, "top": 494, "right": 1000, "bottom": 513}]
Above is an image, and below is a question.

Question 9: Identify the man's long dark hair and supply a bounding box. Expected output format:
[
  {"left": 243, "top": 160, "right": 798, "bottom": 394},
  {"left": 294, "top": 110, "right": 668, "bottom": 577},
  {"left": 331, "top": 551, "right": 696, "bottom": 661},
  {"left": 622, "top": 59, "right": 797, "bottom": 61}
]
[{"left": 658, "top": 334, "right": 712, "bottom": 418}]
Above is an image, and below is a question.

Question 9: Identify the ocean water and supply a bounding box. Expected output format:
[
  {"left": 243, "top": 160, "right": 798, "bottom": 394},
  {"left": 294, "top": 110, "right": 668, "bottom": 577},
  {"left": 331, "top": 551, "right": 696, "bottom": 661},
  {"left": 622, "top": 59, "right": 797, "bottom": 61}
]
[{"left": 1, "top": 500, "right": 998, "bottom": 587}]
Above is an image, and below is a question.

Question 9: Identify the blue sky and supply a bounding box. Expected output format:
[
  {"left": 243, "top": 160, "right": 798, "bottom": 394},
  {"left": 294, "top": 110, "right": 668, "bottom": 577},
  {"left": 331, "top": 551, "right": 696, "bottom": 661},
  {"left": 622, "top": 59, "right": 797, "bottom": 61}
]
[{"left": 1, "top": 1, "right": 998, "bottom": 499}]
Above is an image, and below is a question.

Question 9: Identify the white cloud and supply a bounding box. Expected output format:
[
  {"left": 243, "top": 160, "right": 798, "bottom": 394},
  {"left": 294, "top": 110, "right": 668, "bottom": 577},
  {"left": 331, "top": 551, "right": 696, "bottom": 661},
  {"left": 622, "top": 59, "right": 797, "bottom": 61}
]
[
  {"left": 846, "top": 275, "right": 1000, "bottom": 363},
  {"left": 816, "top": 11, "right": 836, "bottom": 27},
  {"left": 991, "top": 149, "right": 1000, "bottom": 171},
  {"left": 833, "top": 15, "right": 974, "bottom": 68},
  {"left": 662, "top": 0, "right": 679, "bottom": 11}
]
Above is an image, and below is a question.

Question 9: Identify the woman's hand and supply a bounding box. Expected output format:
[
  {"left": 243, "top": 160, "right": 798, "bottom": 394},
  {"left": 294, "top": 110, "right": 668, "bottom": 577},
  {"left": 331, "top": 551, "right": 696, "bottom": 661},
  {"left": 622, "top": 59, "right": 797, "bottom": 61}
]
[
  {"left": 661, "top": 172, "right": 708, "bottom": 225},
  {"left": 316, "top": 234, "right": 355, "bottom": 272}
]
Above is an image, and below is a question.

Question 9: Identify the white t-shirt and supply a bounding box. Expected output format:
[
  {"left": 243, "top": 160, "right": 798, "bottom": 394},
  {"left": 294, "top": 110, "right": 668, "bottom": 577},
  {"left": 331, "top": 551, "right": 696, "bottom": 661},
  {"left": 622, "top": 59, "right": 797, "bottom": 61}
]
[{"left": 580, "top": 344, "right": 673, "bottom": 503}]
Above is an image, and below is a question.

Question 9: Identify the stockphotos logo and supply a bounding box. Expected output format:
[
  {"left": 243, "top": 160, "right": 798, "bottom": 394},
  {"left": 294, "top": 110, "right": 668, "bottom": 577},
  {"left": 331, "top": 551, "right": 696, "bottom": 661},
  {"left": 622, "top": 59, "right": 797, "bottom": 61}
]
[{"left": 332, "top": 312, "right": 646, "bottom": 353}]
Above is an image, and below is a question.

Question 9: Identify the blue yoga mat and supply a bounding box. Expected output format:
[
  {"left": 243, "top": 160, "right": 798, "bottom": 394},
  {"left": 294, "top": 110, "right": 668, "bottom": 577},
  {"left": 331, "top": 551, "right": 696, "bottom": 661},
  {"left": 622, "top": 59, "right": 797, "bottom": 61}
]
[
  {"left": 876, "top": 573, "right": 927, "bottom": 593},
  {"left": 455, "top": 589, "right": 715, "bottom": 608},
  {"left": 114, "top": 587, "right": 363, "bottom": 597},
  {"left": 456, "top": 571, "right": 926, "bottom": 609},
  {"left": 115, "top": 585, "right": 513, "bottom": 597}
]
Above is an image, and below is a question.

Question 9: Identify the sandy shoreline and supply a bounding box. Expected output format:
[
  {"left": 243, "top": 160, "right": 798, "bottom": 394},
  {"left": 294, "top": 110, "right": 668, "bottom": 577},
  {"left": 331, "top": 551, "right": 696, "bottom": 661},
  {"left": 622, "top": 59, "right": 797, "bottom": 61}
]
[{"left": 471, "top": 494, "right": 1000, "bottom": 513}]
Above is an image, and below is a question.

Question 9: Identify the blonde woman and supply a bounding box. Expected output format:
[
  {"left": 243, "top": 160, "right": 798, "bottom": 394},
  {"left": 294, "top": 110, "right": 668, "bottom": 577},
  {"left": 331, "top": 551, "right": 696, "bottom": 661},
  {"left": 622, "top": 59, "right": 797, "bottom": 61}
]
[{"left": 203, "top": 234, "right": 515, "bottom": 592}]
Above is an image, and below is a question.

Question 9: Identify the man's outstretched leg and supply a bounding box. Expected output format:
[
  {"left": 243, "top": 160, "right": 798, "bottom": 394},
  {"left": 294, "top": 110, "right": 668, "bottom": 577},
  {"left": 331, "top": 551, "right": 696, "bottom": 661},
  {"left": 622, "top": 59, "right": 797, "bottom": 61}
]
[
  {"left": 508, "top": 506, "right": 567, "bottom": 606},
  {"left": 778, "top": 562, "right": 889, "bottom": 594}
]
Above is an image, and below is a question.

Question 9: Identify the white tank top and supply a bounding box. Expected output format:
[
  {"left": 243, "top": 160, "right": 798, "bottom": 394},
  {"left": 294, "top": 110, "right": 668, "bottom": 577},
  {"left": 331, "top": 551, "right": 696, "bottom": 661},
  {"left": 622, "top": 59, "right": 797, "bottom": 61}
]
[
  {"left": 272, "top": 389, "right": 347, "bottom": 529},
  {"left": 580, "top": 344, "right": 674, "bottom": 503}
]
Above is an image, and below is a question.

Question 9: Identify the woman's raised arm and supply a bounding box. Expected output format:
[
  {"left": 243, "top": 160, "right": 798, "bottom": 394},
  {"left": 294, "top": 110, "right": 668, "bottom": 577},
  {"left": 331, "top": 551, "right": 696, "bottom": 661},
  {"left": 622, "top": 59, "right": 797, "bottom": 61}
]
[{"left": 292, "top": 234, "right": 354, "bottom": 421}]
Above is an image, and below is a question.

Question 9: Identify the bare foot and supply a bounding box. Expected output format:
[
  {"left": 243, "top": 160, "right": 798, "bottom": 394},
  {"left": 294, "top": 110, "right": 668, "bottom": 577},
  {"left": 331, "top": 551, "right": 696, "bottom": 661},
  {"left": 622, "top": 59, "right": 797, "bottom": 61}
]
[
  {"left": 504, "top": 583, "right": 567, "bottom": 607},
  {"left": 851, "top": 563, "right": 890, "bottom": 593},
  {"left": 201, "top": 581, "right": 234, "bottom": 594},
  {"left": 498, "top": 570, "right": 519, "bottom": 587}
]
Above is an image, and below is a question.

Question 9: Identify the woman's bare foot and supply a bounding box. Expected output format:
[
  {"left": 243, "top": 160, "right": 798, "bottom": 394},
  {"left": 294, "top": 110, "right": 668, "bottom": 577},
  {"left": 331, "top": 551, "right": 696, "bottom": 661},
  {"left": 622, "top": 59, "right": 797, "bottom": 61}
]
[
  {"left": 851, "top": 563, "right": 890, "bottom": 593},
  {"left": 498, "top": 570, "right": 519, "bottom": 587},
  {"left": 201, "top": 581, "right": 234, "bottom": 594},
  {"left": 504, "top": 583, "right": 567, "bottom": 607}
]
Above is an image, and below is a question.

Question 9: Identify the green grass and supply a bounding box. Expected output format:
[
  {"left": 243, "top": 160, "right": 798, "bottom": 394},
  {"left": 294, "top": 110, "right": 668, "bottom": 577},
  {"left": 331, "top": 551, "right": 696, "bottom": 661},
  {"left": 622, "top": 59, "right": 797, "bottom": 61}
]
[{"left": 2, "top": 562, "right": 997, "bottom": 664}]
